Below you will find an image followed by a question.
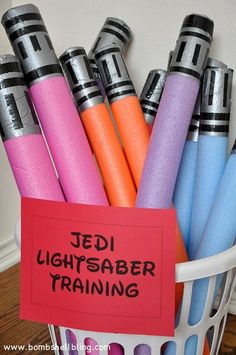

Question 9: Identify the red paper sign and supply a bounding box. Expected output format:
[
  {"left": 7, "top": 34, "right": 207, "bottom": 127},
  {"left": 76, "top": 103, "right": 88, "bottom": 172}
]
[{"left": 21, "top": 197, "right": 176, "bottom": 336}]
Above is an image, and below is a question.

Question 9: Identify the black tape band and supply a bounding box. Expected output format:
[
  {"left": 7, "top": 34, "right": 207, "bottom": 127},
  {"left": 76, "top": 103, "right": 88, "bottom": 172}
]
[
  {"left": 76, "top": 90, "right": 102, "bottom": 106},
  {"left": 169, "top": 66, "right": 201, "bottom": 80},
  {"left": 0, "top": 121, "right": 5, "bottom": 138},
  {"left": 95, "top": 47, "right": 120, "bottom": 61},
  {"left": 106, "top": 20, "right": 131, "bottom": 38},
  {"left": 9, "top": 24, "right": 47, "bottom": 41},
  {"left": 105, "top": 80, "right": 133, "bottom": 93},
  {"left": 140, "top": 99, "right": 159, "bottom": 109},
  {"left": 101, "top": 28, "right": 126, "bottom": 46},
  {"left": 60, "top": 48, "right": 86, "bottom": 65},
  {"left": 25, "top": 64, "right": 62, "bottom": 84},
  {"left": 4, "top": 12, "right": 43, "bottom": 29},
  {"left": 142, "top": 107, "right": 157, "bottom": 116},
  {"left": 200, "top": 124, "right": 229, "bottom": 133},
  {"left": 0, "top": 76, "right": 25, "bottom": 90},
  {"left": 72, "top": 81, "right": 98, "bottom": 94},
  {"left": 108, "top": 88, "right": 136, "bottom": 101},
  {"left": 182, "top": 14, "right": 214, "bottom": 37},
  {"left": 201, "top": 113, "right": 230, "bottom": 121},
  {"left": 0, "top": 61, "right": 21, "bottom": 74},
  {"left": 180, "top": 31, "right": 211, "bottom": 43},
  {"left": 189, "top": 124, "right": 199, "bottom": 132}
]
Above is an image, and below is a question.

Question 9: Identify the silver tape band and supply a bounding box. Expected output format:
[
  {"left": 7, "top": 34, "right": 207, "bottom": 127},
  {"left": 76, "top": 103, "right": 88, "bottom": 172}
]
[
  {"left": 169, "top": 14, "right": 214, "bottom": 80},
  {"left": 60, "top": 47, "right": 103, "bottom": 112},
  {"left": 89, "top": 17, "right": 132, "bottom": 59},
  {"left": 0, "top": 54, "right": 40, "bottom": 140},
  {"left": 199, "top": 131, "right": 229, "bottom": 137},
  {"left": 94, "top": 46, "right": 136, "bottom": 104},
  {"left": 2, "top": 4, "right": 62, "bottom": 84},
  {"left": 140, "top": 69, "right": 166, "bottom": 125},
  {"left": 202, "top": 68, "right": 233, "bottom": 114}
]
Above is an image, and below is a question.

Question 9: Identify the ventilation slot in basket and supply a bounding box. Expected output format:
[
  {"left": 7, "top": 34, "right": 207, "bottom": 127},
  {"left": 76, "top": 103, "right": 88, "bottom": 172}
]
[{"left": 134, "top": 344, "right": 151, "bottom": 354}]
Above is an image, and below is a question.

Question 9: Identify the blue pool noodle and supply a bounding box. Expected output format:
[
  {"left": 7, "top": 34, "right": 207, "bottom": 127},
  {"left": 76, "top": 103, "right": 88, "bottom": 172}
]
[
  {"left": 165, "top": 66, "right": 233, "bottom": 355},
  {"left": 188, "top": 135, "right": 228, "bottom": 258},
  {"left": 185, "top": 144, "right": 236, "bottom": 354},
  {"left": 173, "top": 95, "right": 200, "bottom": 248},
  {"left": 188, "top": 67, "right": 233, "bottom": 259},
  {"left": 165, "top": 142, "right": 236, "bottom": 355}
]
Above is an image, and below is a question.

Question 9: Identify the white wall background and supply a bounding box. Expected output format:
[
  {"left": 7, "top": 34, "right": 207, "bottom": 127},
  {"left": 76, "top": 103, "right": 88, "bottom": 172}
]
[
  {"left": 0, "top": 0, "right": 21, "bottom": 271},
  {"left": 1, "top": 0, "right": 236, "bottom": 270}
]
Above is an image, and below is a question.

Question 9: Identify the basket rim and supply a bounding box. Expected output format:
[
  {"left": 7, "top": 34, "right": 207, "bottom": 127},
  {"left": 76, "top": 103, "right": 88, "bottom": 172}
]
[{"left": 176, "top": 244, "right": 236, "bottom": 282}]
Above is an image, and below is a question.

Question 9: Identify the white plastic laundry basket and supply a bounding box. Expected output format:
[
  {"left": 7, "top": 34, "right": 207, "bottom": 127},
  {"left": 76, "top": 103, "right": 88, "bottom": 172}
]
[{"left": 47, "top": 244, "right": 236, "bottom": 355}]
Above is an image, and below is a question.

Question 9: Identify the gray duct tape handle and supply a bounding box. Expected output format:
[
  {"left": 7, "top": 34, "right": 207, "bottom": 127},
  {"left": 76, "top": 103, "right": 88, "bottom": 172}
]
[
  {"left": 2, "top": 4, "right": 62, "bottom": 85},
  {"left": 200, "top": 67, "right": 233, "bottom": 136},
  {"left": 169, "top": 14, "right": 214, "bottom": 80},
  {"left": 0, "top": 54, "right": 40, "bottom": 140}
]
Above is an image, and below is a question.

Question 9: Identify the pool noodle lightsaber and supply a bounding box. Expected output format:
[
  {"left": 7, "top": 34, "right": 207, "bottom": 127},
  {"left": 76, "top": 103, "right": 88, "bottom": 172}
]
[
  {"left": 139, "top": 68, "right": 190, "bottom": 310},
  {"left": 2, "top": 5, "right": 110, "bottom": 355},
  {"left": 188, "top": 67, "right": 233, "bottom": 259},
  {"left": 94, "top": 45, "right": 150, "bottom": 188},
  {"left": 137, "top": 14, "right": 213, "bottom": 355},
  {"left": 0, "top": 54, "right": 64, "bottom": 202},
  {"left": 139, "top": 69, "right": 166, "bottom": 130},
  {"left": 173, "top": 56, "right": 227, "bottom": 250},
  {"left": 171, "top": 107, "right": 212, "bottom": 355},
  {"left": 59, "top": 47, "right": 136, "bottom": 207},
  {"left": 139, "top": 66, "right": 192, "bottom": 306},
  {"left": 2, "top": 4, "right": 108, "bottom": 206},
  {"left": 165, "top": 58, "right": 225, "bottom": 355},
  {"left": 136, "top": 14, "right": 214, "bottom": 209},
  {"left": 165, "top": 64, "right": 230, "bottom": 355},
  {"left": 180, "top": 139, "right": 236, "bottom": 355},
  {"left": 88, "top": 17, "right": 132, "bottom": 97},
  {"left": 93, "top": 43, "right": 191, "bottom": 355},
  {"left": 0, "top": 54, "right": 66, "bottom": 355}
]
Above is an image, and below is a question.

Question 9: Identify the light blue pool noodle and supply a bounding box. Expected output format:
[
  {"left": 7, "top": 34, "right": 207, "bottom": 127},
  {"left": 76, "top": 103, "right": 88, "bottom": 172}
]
[
  {"left": 173, "top": 139, "right": 198, "bottom": 248},
  {"left": 165, "top": 151, "right": 236, "bottom": 355},
  {"left": 188, "top": 134, "right": 228, "bottom": 259}
]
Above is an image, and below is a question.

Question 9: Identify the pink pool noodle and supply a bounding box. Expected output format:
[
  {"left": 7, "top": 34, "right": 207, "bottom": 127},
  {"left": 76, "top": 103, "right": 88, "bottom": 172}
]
[
  {"left": 136, "top": 14, "right": 214, "bottom": 209},
  {"left": 29, "top": 77, "right": 108, "bottom": 205},
  {"left": 2, "top": 4, "right": 109, "bottom": 354},
  {"left": 5, "top": 135, "right": 64, "bottom": 201},
  {"left": 0, "top": 54, "right": 64, "bottom": 202},
  {"left": 2, "top": 3, "right": 108, "bottom": 206}
]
